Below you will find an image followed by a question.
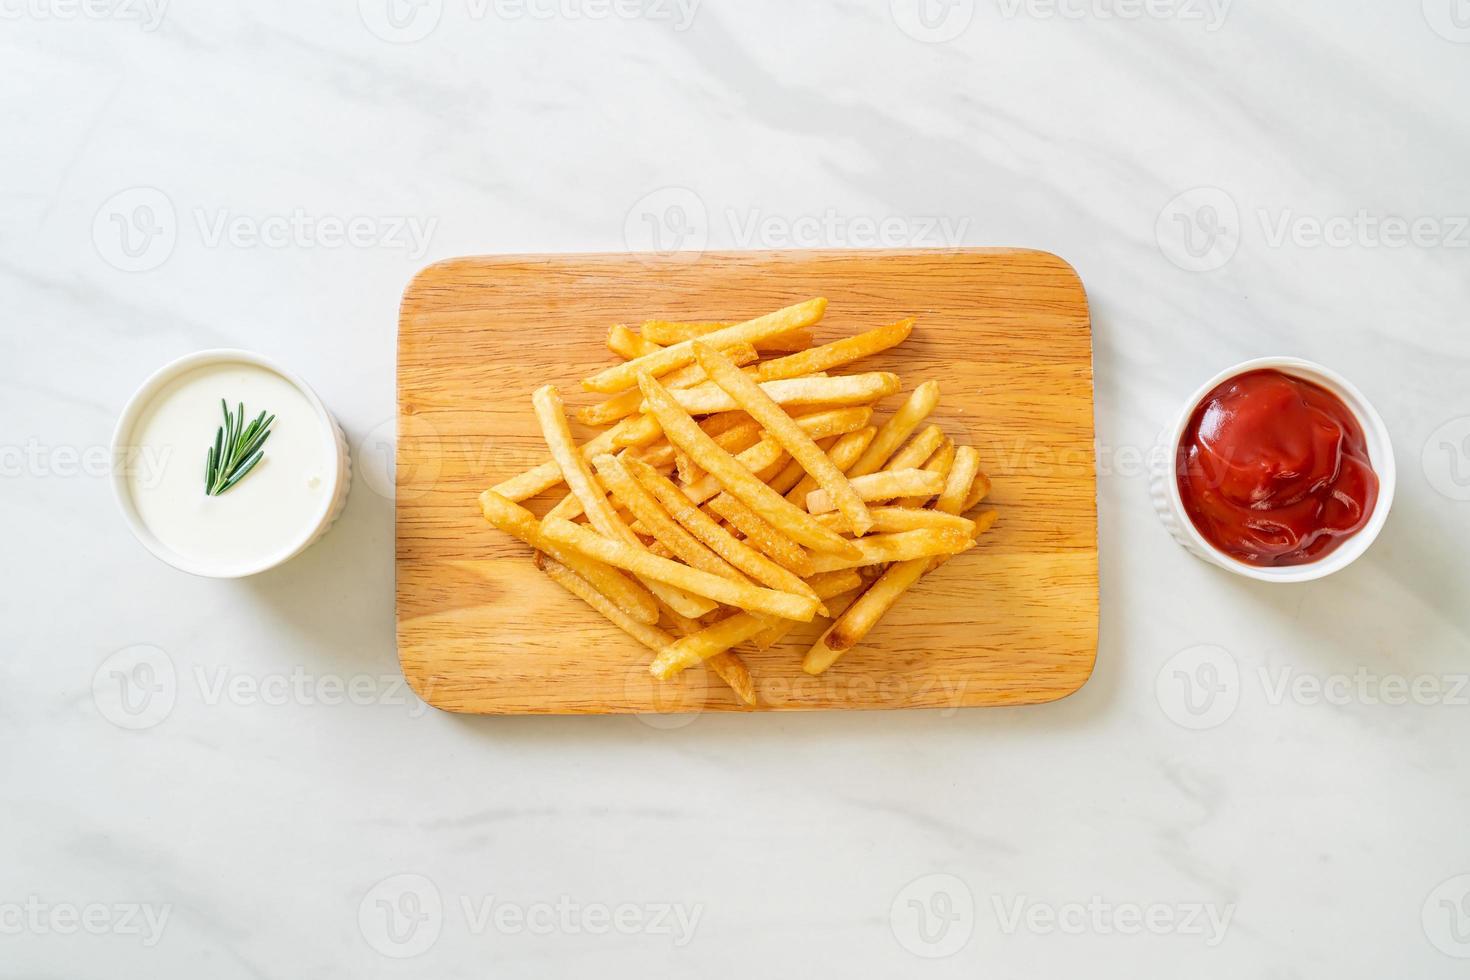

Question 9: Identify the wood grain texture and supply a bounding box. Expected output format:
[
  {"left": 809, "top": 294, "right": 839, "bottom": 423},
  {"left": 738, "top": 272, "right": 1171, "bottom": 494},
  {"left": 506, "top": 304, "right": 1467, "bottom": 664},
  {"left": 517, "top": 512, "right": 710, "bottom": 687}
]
[{"left": 396, "top": 249, "right": 1097, "bottom": 714}]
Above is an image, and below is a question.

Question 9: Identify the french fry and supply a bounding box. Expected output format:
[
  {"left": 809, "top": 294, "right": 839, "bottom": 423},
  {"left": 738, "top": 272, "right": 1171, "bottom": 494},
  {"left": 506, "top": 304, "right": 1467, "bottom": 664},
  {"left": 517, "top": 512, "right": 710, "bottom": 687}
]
[
  {"left": 804, "top": 468, "right": 946, "bottom": 514},
  {"left": 693, "top": 343, "right": 874, "bottom": 536},
  {"left": 541, "top": 517, "right": 820, "bottom": 622},
  {"left": 816, "top": 506, "right": 976, "bottom": 536},
  {"left": 623, "top": 455, "right": 820, "bottom": 601},
  {"left": 936, "top": 446, "right": 981, "bottom": 515},
  {"left": 640, "top": 320, "right": 812, "bottom": 352},
  {"left": 650, "top": 612, "right": 771, "bottom": 680},
  {"left": 650, "top": 570, "right": 863, "bottom": 678},
  {"left": 541, "top": 558, "right": 673, "bottom": 652},
  {"left": 593, "top": 453, "right": 747, "bottom": 584},
  {"left": 639, "top": 372, "right": 859, "bottom": 557},
  {"left": 657, "top": 600, "right": 755, "bottom": 706},
  {"left": 785, "top": 425, "right": 876, "bottom": 504},
  {"left": 884, "top": 424, "right": 946, "bottom": 474},
  {"left": 804, "top": 451, "right": 993, "bottom": 675},
  {"left": 848, "top": 380, "right": 941, "bottom": 477},
  {"left": 478, "top": 491, "right": 659, "bottom": 626},
  {"left": 963, "top": 471, "right": 993, "bottom": 512},
  {"left": 767, "top": 436, "right": 835, "bottom": 495},
  {"left": 754, "top": 318, "right": 914, "bottom": 382},
  {"left": 804, "top": 527, "right": 974, "bottom": 574},
  {"left": 488, "top": 416, "right": 636, "bottom": 503},
  {"left": 583, "top": 298, "right": 827, "bottom": 394},
  {"left": 704, "top": 491, "right": 814, "bottom": 577},
  {"left": 754, "top": 329, "right": 813, "bottom": 352},
  {"left": 654, "top": 372, "right": 900, "bottom": 415},
  {"left": 896, "top": 440, "right": 955, "bottom": 509},
  {"left": 639, "top": 320, "right": 730, "bottom": 344},
  {"left": 532, "top": 385, "right": 714, "bottom": 619},
  {"left": 633, "top": 417, "right": 761, "bottom": 470},
  {"left": 576, "top": 343, "right": 758, "bottom": 427},
  {"left": 608, "top": 324, "right": 662, "bottom": 360}
]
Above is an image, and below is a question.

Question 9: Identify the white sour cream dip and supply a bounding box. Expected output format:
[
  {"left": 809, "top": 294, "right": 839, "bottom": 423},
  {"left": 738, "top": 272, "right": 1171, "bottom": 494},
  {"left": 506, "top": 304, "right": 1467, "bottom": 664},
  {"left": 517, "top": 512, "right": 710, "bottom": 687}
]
[{"left": 119, "top": 358, "right": 339, "bottom": 575}]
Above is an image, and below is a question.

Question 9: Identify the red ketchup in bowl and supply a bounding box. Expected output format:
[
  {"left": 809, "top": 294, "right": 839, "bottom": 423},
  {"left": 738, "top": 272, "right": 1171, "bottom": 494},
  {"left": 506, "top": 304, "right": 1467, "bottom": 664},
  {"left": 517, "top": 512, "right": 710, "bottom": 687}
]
[{"left": 1176, "top": 369, "right": 1379, "bottom": 567}]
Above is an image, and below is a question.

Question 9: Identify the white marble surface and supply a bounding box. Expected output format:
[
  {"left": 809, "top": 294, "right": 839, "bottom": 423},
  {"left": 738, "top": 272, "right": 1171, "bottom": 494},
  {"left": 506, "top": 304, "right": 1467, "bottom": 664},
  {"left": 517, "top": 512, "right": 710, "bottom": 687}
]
[{"left": 4, "top": 1, "right": 1470, "bottom": 976}]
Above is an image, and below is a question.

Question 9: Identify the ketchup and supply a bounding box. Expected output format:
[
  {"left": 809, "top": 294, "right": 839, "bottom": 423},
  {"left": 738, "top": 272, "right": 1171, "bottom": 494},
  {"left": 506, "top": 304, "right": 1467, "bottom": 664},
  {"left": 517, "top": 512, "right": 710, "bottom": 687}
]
[{"left": 1176, "top": 369, "right": 1378, "bottom": 567}]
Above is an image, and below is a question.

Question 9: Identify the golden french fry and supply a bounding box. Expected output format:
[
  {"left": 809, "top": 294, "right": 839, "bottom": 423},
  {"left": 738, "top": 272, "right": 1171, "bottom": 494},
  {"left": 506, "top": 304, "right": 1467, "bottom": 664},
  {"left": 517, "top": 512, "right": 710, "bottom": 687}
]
[
  {"left": 651, "top": 612, "right": 770, "bottom": 679},
  {"left": 583, "top": 298, "right": 827, "bottom": 394},
  {"left": 693, "top": 343, "right": 874, "bottom": 536},
  {"left": 848, "top": 380, "right": 941, "bottom": 477},
  {"left": 896, "top": 439, "right": 955, "bottom": 509},
  {"left": 640, "top": 319, "right": 812, "bottom": 352},
  {"left": 639, "top": 320, "right": 730, "bottom": 344},
  {"left": 884, "top": 424, "right": 946, "bottom": 474},
  {"left": 767, "top": 436, "right": 835, "bottom": 495},
  {"left": 656, "top": 600, "right": 755, "bottom": 706},
  {"left": 532, "top": 385, "right": 714, "bottom": 619},
  {"left": 541, "top": 517, "right": 819, "bottom": 622},
  {"left": 651, "top": 570, "right": 863, "bottom": 678},
  {"left": 608, "top": 324, "right": 662, "bottom": 360},
  {"left": 755, "top": 329, "right": 813, "bottom": 352},
  {"left": 804, "top": 457, "right": 996, "bottom": 675},
  {"left": 639, "top": 372, "right": 859, "bottom": 556},
  {"left": 489, "top": 416, "right": 636, "bottom": 503},
  {"left": 478, "top": 491, "right": 659, "bottom": 625},
  {"left": 623, "top": 455, "right": 821, "bottom": 601},
  {"left": 963, "top": 471, "right": 993, "bottom": 512},
  {"left": 804, "top": 468, "right": 946, "bottom": 514},
  {"left": 816, "top": 506, "right": 976, "bottom": 536},
  {"left": 708, "top": 651, "right": 755, "bottom": 706},
  {"left": 704, "top": 492, "right": 814, "bottom": 576},
  {"left": 804, "top": 528, "right": 973, "bottom": 574},
  {"left": 576, "top": 343, "right": 759, "bottom": 426},
  {"left": 655, "top": 372, "right": 900, "bottom": 416},
  {"left": 593, "top": 453, "right": 747, "bottom": 583},
  {"left": 785, "top": 425, "right": 876, "bottom": 504},
  {"left": 936, "top": 446, "right": 981, "bottom": 515},
  {"left": 754, "top": 318, "right": 914, "bottom": 382},
  {"left": 541, "top": 558, "right": 673, "bottom": 652}
]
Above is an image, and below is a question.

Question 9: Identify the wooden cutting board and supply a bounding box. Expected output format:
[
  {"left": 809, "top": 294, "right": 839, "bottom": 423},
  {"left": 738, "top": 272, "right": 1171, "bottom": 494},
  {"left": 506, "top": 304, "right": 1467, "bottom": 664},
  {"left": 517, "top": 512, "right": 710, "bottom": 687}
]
[{"left": 396, "top": 249, "right": 1096, "bottom": 714}]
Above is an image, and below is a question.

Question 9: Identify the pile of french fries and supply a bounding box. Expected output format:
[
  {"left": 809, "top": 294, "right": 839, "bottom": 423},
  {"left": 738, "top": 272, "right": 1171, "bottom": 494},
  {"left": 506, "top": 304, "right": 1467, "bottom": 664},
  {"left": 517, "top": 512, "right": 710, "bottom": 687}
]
[{"left": 477, "top": 298, "right": 996, "bottom": 706}]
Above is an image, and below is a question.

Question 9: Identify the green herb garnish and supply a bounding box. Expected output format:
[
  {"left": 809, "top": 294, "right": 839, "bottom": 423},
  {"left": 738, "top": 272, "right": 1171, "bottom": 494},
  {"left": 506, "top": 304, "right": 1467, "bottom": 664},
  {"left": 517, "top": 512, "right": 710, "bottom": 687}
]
[{"left": 205, "top": 399, "right": 274, "bottom": 496}]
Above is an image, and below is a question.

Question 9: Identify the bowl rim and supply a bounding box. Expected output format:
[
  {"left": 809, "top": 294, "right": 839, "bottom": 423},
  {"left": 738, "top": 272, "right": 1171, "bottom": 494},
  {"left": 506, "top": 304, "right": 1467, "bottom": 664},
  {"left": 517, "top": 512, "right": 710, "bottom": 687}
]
[
  {"left": 1162, "top": 356, "right": 1396, "bottom": 584},
  {"left": 110, "top": 348, "right": 345, "bottom": 579}
]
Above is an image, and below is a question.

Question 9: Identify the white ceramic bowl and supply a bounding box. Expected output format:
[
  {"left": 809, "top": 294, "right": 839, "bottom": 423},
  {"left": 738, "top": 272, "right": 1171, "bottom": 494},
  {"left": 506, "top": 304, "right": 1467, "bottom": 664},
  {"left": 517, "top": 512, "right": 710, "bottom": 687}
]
[
  {"left": 1149, "top": 356, "right": 1395, "bottom": 583},
  {"left": 111, "top": 349, "right": 351, "bottom": 578}
]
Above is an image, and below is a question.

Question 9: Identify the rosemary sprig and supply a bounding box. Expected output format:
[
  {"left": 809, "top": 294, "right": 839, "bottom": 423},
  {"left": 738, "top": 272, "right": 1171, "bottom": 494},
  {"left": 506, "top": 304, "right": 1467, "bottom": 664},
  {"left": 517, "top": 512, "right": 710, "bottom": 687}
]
[{"left": 205, "top": 399, "right": 274, "bottom": 496}]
